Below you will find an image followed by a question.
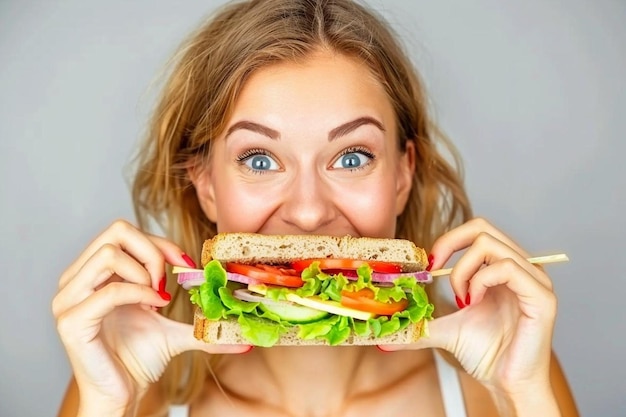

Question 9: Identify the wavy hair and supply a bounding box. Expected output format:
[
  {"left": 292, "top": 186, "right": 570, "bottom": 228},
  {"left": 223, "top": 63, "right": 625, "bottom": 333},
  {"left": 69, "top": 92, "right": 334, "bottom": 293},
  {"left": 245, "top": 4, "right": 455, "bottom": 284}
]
[{"left": 130, "top": 0, "right": 471, "bottom": 411}]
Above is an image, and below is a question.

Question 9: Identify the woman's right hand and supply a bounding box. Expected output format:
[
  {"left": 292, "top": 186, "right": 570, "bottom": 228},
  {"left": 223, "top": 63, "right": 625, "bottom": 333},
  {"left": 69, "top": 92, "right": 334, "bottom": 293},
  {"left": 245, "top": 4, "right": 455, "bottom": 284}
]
[{"left": 52, "top": 220, "right": 251, "bottom": 417}]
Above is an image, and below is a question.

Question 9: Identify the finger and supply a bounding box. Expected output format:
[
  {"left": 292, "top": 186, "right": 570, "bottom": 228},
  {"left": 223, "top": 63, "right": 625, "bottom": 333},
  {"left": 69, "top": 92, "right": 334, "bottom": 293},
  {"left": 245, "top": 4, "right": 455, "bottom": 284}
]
[
  {"left": 448, "top": 232, "right": 553, "bottom": 300},
  {"left": 59, "top": 220, "right": 164, "bottom": 290},
  {"left": 160, "top": 317, "right": 253, "bottom": 355},
  {"left": 377, "top": 312, "right": 460, "bottom": 352},
  {"left": 429, "top": 217, "right": 530, "bottom": 271},
  {"left": 466, "top": 258, "right": 557, "bottom": 320},
  {"left": 59, "top": 220, "right": 194, "bottom": 290},
  {"left": 53, "top": 244, "right": 153, "bottom": 318},
  {"left": 56, "top": 282, "right": 170, "bottom": 344}
]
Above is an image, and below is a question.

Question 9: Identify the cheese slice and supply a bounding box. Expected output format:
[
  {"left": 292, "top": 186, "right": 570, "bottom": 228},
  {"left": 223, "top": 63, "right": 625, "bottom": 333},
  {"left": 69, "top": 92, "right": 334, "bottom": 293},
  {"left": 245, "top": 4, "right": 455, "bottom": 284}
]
[
  {"left": 248, "top": 283, "right": 374, "bottom": 320},
  {"left": 285, "top": 294, "right": 374, "bottom": 320}
]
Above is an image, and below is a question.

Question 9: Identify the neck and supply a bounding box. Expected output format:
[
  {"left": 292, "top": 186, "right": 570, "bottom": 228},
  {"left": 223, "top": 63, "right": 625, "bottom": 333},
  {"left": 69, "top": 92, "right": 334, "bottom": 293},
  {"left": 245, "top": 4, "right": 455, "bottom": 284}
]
[
  {"left": 264, "top": 346, "right": 367, "bottom": 407},
  {"left": 215, "top": 346, "right": 432, "bottom": 417}
]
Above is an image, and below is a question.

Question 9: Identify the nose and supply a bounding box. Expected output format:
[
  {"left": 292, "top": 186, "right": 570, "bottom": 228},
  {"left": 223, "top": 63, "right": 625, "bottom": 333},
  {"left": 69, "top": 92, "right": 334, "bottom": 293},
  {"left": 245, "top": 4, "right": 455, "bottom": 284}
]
[{"left": 279, "top": 169, "right": 336, "bottom": 233}]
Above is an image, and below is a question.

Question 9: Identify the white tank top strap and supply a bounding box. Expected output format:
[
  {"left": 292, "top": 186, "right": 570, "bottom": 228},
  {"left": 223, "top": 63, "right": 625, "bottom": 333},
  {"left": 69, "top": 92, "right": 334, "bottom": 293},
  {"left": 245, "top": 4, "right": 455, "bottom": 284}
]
[
  {"left": 434, "top": 350, "right": 467, "bottom": 417},
  {"left": 169, "top": 404, "right": 189, "bottom": 417}
]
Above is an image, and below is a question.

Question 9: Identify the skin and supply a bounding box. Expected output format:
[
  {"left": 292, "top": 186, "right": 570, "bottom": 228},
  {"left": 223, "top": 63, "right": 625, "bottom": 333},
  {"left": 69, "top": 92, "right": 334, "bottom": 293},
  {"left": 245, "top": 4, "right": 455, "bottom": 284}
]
[{"left": 55, "top": 52, "right": 579, "bottom": 417}]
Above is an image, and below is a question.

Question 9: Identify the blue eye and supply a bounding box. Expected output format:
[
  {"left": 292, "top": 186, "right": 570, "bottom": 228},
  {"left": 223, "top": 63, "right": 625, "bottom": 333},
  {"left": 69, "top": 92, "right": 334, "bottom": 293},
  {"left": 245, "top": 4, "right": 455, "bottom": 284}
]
[
  {"left": 236, "top": 150, "right": 280, "bottom": 173},
  {"left": 331, "top": 148, "right": 374, "bottom": 170}
]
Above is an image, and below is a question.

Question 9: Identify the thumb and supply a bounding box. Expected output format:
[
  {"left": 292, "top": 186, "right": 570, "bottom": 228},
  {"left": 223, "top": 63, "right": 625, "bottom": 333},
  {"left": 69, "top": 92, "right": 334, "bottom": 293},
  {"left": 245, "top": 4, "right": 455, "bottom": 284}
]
[
  {"left": 377, "top": 313, "right": 459, "bottom": 352},
  {"left": 160, "top": 316, "right": 252, "bottom": 355}
]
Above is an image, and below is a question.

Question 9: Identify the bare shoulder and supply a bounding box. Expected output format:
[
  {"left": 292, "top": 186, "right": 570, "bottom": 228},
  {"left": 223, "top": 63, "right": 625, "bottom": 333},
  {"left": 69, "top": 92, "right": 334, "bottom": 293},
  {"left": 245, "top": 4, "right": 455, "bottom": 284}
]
[{"left": 460, "top": 351, "right": 579, "bottom": 417}]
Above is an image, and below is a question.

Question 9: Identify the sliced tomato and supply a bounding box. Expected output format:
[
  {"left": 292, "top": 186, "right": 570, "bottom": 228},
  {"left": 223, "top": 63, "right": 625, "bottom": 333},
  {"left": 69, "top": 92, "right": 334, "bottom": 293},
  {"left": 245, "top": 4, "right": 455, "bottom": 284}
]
[
  {"left": 225, "top": 263, "right": 304, "bottom": 288},
  {"left": 256, "top": 264, "right": 298, "bottom": 276},
  {"left": 291, "top": 258, "right": 401, "bottom": 274},
  {"left": 340, "top": 288, "right": 408, "bottom": 316}
]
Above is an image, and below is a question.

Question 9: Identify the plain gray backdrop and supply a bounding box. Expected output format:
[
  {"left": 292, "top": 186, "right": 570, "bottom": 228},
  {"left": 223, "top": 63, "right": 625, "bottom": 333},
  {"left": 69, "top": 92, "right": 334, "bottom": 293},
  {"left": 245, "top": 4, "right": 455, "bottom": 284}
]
[{"left": 1, "top": 0, "right": 625, "bottom": 416}]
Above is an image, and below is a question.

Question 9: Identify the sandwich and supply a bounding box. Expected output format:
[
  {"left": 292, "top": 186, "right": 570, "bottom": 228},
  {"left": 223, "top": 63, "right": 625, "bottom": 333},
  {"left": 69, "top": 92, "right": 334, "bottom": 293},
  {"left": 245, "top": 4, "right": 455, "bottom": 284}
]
[{"left": 174, "top": 233, "right": 434, "bottom": 347}]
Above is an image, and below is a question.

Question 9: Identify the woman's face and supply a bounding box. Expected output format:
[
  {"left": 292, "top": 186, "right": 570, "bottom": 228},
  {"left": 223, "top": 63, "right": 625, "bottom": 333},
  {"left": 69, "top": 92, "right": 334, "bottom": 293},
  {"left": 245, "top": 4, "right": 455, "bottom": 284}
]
[{"left": 192, "top": 52, "right": 415, "bottom": 238}]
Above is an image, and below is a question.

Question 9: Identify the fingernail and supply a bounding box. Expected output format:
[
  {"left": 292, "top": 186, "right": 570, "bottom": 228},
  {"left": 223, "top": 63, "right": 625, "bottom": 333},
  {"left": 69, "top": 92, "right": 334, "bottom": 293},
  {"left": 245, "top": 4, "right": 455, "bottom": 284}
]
[
  {"left": 157, "top": 276, "right": 171, "bottom": 301},
  {"left": 426, "top": 254, "right": 434, "bottom": 271},
  {"left": 243, "top": 346, "right": 254, "bottom": 354},
  {"left": 376, "top": 345, "right": 389, "bottom": 353},
  {"left": 181, "top": 253, "right": 197, "bottom": 268},
  {"left": 465, "top": 292, "right": 471, "bottom": 306},
  {"left": 455, "top": 295, "right": 465, "bottom": 309}
]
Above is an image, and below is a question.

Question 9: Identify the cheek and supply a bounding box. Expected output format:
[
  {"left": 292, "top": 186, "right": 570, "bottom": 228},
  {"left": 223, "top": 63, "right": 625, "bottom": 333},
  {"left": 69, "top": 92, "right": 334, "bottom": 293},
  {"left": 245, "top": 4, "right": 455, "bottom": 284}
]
[
  {"left": 333, "top": 175, "right": 398, "bottom": 238},
  {"left": 212, "top": 180, "right": 280, "bottom": 233}
]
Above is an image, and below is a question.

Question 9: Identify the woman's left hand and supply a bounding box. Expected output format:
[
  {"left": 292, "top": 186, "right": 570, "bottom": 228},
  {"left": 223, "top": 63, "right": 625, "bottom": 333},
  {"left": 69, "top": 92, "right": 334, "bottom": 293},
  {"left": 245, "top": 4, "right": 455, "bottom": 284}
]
[{"left": 379, "top": 217, "right": 557, "bottom": 396}]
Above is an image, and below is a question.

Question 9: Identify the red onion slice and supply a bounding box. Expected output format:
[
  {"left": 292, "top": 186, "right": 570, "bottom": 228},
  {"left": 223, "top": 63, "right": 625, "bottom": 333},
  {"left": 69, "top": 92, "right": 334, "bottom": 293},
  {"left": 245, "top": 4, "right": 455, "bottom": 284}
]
[
  {"left": 370, "top": 271, "right": 432, "bottom": 283},
  {"left": 177, "top": 271, "right": 261, "bottom": 289},
  {"left": 233, "top": 288, "right": 294, "bottom": 308},
  {"left": 177, "top": 272, "right": 205, "bottom": 289}
]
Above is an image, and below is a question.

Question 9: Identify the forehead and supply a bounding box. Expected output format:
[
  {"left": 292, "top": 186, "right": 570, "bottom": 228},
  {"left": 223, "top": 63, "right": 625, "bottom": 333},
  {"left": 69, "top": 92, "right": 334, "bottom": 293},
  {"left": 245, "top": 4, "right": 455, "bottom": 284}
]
[{"left": 228, "top": 52, "right": 396, "bottom": 132}]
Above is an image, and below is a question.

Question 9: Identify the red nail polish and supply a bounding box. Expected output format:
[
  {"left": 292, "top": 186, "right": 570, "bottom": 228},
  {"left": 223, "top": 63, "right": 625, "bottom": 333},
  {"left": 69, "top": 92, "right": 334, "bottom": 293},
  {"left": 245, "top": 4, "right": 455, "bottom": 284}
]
[
  {"left": 157, "top": 276, "right": 171, "bottom": 301},
  {"left": 455, "top": 295, "right": 465, "bottom": 309},
  {"left": 181, "top": 253, "right": 197, "bottom": 268},
  {"left": 465, "top": 293, "right": 471, "bottom": 306},
  {"left": 426, "top": 254, "right": 434, "bottom": 271}
]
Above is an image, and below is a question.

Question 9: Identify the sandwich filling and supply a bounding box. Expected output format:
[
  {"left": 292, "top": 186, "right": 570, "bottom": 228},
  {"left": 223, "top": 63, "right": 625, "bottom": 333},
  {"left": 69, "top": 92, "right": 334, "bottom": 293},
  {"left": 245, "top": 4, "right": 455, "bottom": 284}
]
[{"left": 180, "top": 259, "right": 434, "bottom": 347}]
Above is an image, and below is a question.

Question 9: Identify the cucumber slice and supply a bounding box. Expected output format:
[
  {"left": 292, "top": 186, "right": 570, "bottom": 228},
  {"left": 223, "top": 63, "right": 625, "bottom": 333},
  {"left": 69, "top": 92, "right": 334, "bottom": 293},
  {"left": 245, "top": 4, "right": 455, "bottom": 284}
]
[{"left": 259, "top": 302, "right": 329, "bottom": 324}]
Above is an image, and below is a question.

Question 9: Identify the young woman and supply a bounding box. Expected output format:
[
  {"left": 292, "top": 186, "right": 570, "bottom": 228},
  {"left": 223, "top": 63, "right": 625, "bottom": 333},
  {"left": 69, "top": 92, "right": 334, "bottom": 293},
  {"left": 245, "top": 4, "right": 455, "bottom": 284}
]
[{"left": 53, "top": 1, "right": 579, "bottom": 416}]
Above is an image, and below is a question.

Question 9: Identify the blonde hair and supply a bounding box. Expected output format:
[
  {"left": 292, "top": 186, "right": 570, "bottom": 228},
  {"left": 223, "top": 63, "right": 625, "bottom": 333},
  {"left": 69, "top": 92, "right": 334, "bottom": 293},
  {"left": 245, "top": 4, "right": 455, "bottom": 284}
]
[{"left": 131, "top": 0, "right": 471, "bottom": 411}]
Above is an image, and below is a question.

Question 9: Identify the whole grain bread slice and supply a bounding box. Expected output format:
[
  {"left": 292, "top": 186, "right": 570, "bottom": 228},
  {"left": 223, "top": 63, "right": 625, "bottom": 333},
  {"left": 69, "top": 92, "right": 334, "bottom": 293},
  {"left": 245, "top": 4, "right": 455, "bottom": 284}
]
[{"left": 201, "top": 233, "right": 427, "bottom": 272}]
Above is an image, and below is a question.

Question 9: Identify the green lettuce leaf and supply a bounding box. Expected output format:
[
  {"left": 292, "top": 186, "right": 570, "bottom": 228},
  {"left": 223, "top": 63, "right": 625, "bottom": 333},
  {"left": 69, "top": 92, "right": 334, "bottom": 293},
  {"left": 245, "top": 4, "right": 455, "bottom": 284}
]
[
  {"left": 297, "top": 315, "right": 351, "bottom": 345},
  {"left": 325, "top": 315, "right": 351, "bottom": 345},
  {"left": 219, "top": 286, "right": 259, "bottom": 315},
  {"left": 297, "top": 315, "right": 339, "bottom": 340},
  {"left": 189, "top": 260, "right": 227, "bottom": 320},
  {"left": 350, "top": 317, "right": 371, "bottom": 337},
  {"left": 238, "top": 315, "right": 287, "bottom": 348}
]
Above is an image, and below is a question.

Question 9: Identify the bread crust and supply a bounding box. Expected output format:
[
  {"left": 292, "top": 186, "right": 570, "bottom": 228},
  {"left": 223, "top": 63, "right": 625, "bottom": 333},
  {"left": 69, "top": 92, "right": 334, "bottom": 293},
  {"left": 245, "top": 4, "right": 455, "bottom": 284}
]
[
  {"left": 201, "top": 233, "right": 428, "bottom": 272},
  {"left": 193, "top": 308, "right": 426, "bottom": 346}
]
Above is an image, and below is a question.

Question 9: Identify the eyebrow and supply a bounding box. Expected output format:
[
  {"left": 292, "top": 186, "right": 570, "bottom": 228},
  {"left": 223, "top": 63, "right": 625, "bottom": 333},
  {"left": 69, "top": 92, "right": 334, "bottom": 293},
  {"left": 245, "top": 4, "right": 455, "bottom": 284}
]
[
  {"left": 225, "top": 121, "right": 279, "bottom": 140},
  {"left": 328, "top": 116, "right": 386, "bottom": 141},
  {"left": 225, "top": 116, "right": 385, "bottom": 141}
]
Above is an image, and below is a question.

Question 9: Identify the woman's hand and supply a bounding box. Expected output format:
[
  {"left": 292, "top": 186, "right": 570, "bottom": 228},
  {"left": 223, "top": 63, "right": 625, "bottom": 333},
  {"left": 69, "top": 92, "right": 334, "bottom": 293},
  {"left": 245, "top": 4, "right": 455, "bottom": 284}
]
[
  {"left": 379, "top": 218, "right": 559, "bottom": 409},
  {"left": 52, "top": 220, "right": 250, "bottom": 416}
]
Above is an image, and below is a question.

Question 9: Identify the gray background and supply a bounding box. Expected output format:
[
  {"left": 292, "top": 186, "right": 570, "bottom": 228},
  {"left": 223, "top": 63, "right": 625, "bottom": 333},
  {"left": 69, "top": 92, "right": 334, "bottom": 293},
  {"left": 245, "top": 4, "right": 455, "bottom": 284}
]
[{"left": 1, "top": 0, "right": 624, "bottom": 416}]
